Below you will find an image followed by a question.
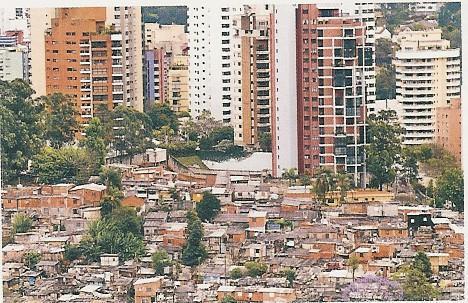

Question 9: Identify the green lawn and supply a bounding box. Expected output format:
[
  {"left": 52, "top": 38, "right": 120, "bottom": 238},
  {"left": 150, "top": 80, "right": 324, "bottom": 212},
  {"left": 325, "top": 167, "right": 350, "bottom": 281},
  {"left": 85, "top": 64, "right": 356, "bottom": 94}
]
[{"left": 175, "top": 155, "right": 208, "bottom": 169}]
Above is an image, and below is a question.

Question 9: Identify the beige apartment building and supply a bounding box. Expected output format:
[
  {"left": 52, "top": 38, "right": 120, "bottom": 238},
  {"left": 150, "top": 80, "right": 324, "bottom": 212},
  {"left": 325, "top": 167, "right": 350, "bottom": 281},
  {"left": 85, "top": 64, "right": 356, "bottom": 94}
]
[
  {"left": 394, "top": 28, "right": 460, "bottom": 145},
  {"left": 167, "top": 55, "right": 189, "bottom": 112},
  {"left": 232, "top": 5, "right": 273, "bottom": 147}
]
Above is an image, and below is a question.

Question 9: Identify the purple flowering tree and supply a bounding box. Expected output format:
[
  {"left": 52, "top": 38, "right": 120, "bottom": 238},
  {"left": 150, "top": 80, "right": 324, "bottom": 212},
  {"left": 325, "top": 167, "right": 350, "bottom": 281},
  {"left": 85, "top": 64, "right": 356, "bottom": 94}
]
[{"left": 341, "top": 274, "right": 403, "bottom": 301}]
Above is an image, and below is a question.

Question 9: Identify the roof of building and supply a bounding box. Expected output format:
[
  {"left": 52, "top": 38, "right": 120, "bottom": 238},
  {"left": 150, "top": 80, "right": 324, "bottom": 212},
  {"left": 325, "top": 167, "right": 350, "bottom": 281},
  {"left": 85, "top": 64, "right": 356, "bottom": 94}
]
[
  {"left": 133, "top": 276, "right": 163, "bottom": 285},
  {"left": 70, "top": 183, "right": 106, "bottom": 192}
]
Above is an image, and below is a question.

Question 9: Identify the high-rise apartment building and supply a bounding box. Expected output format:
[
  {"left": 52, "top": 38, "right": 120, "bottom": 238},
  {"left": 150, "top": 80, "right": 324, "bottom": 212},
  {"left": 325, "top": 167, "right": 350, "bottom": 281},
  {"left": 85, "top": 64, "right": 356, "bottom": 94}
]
[
  {"left": 167, "top": 55, "right": 189, "bottom": 112},
  {"left": 187, "top": 5, "right": 243, "bottom": 121},
  {"left": 0, "top": 44, "right": 28, "bottom": 81},
  {"left": 342, "top": 2, "right": 376, "bottom": 113},
  {"left": 295, "top": 4, "right": 368, "bottom": 185},
  {"left": 143, "top": 23, "right": 188, "bottom": 111},
  {"left": 232, "top": 5, "right": 273, "bottom": 147},
  {"left": 0, "top": 8, "right": 30, "bottom": 40},
  {"left": 45, "top": 8, "right": 124, "bottom": 128},
  {"left": 394, "top": 28, "right": 460, "bottom": 145},
  {"left": 144, "top": 47, "right": 168, "bottom": 107},
  {"left": 106, "top": 6, "right": 143, "bottom": 112},
  {"left": 271, "top": 5, "right": 299, "bottom": 178}
]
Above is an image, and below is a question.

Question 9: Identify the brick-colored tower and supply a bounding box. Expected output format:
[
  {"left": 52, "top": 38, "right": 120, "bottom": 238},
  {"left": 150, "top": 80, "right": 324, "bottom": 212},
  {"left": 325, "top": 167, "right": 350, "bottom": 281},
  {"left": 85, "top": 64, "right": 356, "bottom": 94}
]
[
  {"left": 296, "top": 4, "right": 368, "bottom": 185},
  {"left": 45, "top": 8, "right": 119, "bottom": 129}
]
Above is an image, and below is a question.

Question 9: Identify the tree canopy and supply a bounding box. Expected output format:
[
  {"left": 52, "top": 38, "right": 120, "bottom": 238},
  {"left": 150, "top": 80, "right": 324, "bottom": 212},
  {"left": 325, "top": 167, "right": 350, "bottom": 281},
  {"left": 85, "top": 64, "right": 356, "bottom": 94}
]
[
  {"left": 80, "top": 206, "right": 144, "bottom": 262},
  {"left": 42, "top": 93, "right": 79, "bottom": 148},
  {"left": 181, "top": 211, "right": 207, "bottom": 266},
  {"left": 0, "top": 80, "right": 44, "bottom": 185},
  {"left": 196, "top": 191, "right": 221, "bottom": 222},
  {"left": 434, "top": 168, "right": 464, "bottom": 212},
  {"left": 31, "top": 147, "right": 96, "bottom": 184},
  {"left": 366, "top": 110, "right": 403, "bottom": 190},
  {"left": 376, "top": 65, "right": 396, "bottom": 100}
]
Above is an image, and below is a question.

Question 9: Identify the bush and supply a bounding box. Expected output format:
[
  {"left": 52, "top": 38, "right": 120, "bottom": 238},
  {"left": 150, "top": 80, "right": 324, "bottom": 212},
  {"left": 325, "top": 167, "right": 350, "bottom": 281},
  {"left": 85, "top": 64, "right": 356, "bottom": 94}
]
[
  {"left": 245, "top": 261, "right": 268, "bottom": 277},
  {"left": 12, "top": 213, "right": 32, "bottom": 234},
  {"left": 230, "top": 267, "right": 244, "bottom": 279}
]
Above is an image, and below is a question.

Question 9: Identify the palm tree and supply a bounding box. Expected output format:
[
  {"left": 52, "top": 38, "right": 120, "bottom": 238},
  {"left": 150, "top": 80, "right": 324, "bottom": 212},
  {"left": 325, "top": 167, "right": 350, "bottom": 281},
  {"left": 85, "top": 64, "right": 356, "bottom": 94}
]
[
  {"left": 299, "top": 174, "right": 311, "bottom": 189},
  {"left": 336, "top": 172, "right": 351, "bottom": 204},
  {"left": 312, "top": 168, "right": 333, "bottom": 219},
  {"left": 282, "top": 168, "right": 298, "bottom": 186}
]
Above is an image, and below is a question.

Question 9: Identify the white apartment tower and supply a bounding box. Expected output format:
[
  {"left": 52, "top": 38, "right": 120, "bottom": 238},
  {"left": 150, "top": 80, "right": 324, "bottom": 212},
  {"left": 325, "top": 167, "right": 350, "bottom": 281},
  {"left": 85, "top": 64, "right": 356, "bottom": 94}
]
[
  {"left": 394, "top": 28, "right": 460, "bottom": 145},
  {"left": 271, "top": 5, "right": 299, "bottom": 177},
  {"left": 187, "top": 4, "right": 243, "bottom": 122}
]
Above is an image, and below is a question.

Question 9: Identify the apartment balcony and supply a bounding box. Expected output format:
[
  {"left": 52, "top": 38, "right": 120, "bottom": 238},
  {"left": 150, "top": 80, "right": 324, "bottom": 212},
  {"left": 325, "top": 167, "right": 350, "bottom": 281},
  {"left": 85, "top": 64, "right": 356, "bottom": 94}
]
[
  {"left": 395, "top": 60, "right": 435, "bottom": 67},
  {"left": 80, "top": 68, "right": 91, "bottom": 74},
  {"left": 404, "top": 124, "right": 433, "bottom": 131},
  {"left": 80, "top": 86, "right": 91, "bottom": 92},
  {"left": 257, "top": 86, "right": 270, "bottom": 91},
  {"left": 80, "top": 60, "right": 91, "bottom": 65},
  {"left": 80, "top": 95, "right": 91, "bottom": 101},
  {"left": 399, "top": 75, "right": 433, "bottom": 82},
  {"left": 80, "top": 78, "right": 91, "bottom": 83},
  {"left": 79, "top": 43, "right": 90, "bottom": 48}
]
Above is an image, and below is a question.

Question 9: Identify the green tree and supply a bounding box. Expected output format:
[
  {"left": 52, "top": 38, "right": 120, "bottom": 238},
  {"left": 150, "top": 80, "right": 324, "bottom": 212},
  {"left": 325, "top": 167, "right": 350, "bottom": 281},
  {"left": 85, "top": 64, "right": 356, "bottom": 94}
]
[
  {"left": 299, "top": 174, "right": 311, "bottom": 189},
  {"left": 99, "top": 167, "right": 122, "bottom": 190},
  {"left": 199, "top": 126, "right": 234, "bottom": 150},
  {"left": 381, "top": 3, "right": 410, "bottom": 34},
  {"left": 64, "top": 244, "right": 82, "bottom": 262},
  {"left": 347, "top": 254, "right": 360, "bottom": 281},
  {"left": 31, "top": 147, "right": 96, "bottom": 184},
  {"left": 375, "top": 38, "right": 393, "bottom": 66},
  {"left": 181, "top": 211, "right": 207, "bottom": 266},
  {"left": 376, "top": 65, "right": 396, "bottom": 100},
  {"left": 154, "top": 125, "right": 176, "bottom": 145},
  {"left": 434, "top": 168, "right": 464, "bottom": 212},
  {"left": 24, "top": 251, "right": 41, "bottom": 270},
  {"left": 258, "top": 132, "right": 272, "bottom": 152},
  {"left": 142, "top": 6, "right": 188, "bottom": 25},
  {"left": 230, "top": 267, "right": 244, "bottom": 279},
  {"left": 80, "top": 211, "right": 145, "bottom": 262},
  {"left": 366, "top": 110, "right": 403, "bottom": 190},
  {"left": 109, "top": 106, "right": 152, "bottom": 161},
  {"left": 42, "top": 93, "right": 79, "bottom": 148},
  {"left": 282, "top": 168, "right": 298, "bottom": 186},
  {"left": 401, "top": 147, "right": 419, "bottom": 184},
  {"left": 147, "top": 103, "right": 179, "bottom": 131},
  {"left": 81, "top": 117, "right": 107, "bottom": 167},
  {"left": 245, "top": 261, "right": 268, "bottom": 277},
  {"left": 100, "top": 187, "right": 124, "bottom": 217},
  {"left": 196, "top": 191, "right": 221, "bottom": 222},
  {"left": 393, "top": 265, "right": 440, "bottom": 301},
  {"left": 438, "top": 3, "right": 461, "bottom": 49},
  {"left": 313, "top": 168, "right": 333, "bottom": 204},
  {"left": 12, "top": 213, "right": 33, "bottom": 234},
  {"left": 220, "top": 296, "right": 238, "bottom": 303},
  {"left": 336, "top": 172, "right": 351, "bottom": 203},
  {"left": 152, "top": 250, "right": 173, "bottom": 276},
  {"left": 0, "top": 79, "right": 44, "bottom": 185},
  {"left": 281, "top": 268, "right": 297, "bottom": 287},
  {"left": 413, "top": 252, "right": 432, "bottom": 279}
]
